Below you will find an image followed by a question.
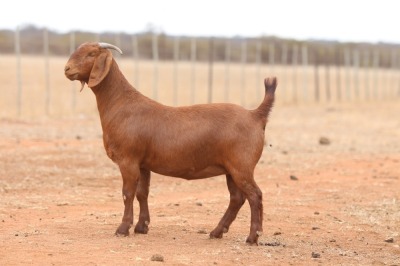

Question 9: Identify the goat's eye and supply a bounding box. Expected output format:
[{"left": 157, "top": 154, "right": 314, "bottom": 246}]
[{"left": 88, "top": 52, "right": 96, "bottom": 57}]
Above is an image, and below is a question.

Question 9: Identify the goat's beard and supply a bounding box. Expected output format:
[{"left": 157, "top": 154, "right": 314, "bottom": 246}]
[{"left": 80, "top": 81, "right": 86, "bottom": 92}]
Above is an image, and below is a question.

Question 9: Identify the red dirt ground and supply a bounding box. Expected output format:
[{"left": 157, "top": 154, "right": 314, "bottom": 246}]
[{"left": 0, "top": 102, "right": 399, "bottom": 265}]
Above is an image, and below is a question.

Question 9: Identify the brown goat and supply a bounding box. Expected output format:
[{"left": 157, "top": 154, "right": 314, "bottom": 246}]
[{"left": 64, "top": 42, "right": 277, "bottom": 245}]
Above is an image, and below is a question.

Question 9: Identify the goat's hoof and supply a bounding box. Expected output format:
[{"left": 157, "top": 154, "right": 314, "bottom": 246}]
[
  {"left": 115, "top": 223, "right": 130, "bottom": 236},
  {"left": 134, "top": 222, "right": 149, "bottom": 234},
  {"left": 209, "top": 230, "right": 223, "bottom": 239},
  {"left": 245, "top": 236, "right": 259, "bottom": 246}
]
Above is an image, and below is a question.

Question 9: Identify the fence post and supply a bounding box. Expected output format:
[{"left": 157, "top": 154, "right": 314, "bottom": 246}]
[
  {"left": 390, "top": 49, "right": 397, "bottom": 98},
  {"left": 301, "top": 43, "right": 308, "bottom": 102},
  {"left": 114, "top": 32, "right": 121, "bottom": 58},
  {"left": 173, "top": 36, "right": 180, "bottom": 106},
  {"left": 353, "top": 49, "right": 360, "bottom": 100},
  {"left": 44, "top": 28, "right": 50, "bottom": 116},
  {"left": 396, "top": 52, "right": 400, "bottom": 97},
  {"left": 70, "top": 31, "right": 76, "bottom": 110},
  {"left": 224, "top": 38, "right": 231, "bottom": 102},
  {"left": 344, "top": 47, "right": 351, "bottom": 101},
  {"left": 397, "top": 50, "right": 400, "bottom": 97},
  {"left": 95, "top": 33, "right": 100, "bottom": 42},
  {"left": 314, "top": 49, "right": 320, "bottom": 102},
  {"left": 152, "top": 33, "right": 159, "bottom": 100},
  {"left": 15, "top": 26, "right": 22, "bottom": 117},
  {"left": 207, "top": 37, "right": 214, "bottom": 103},
  {"left": 325, "top": 47, "right": 331, "bottom": 102},
  {"left": 268, "top": 41, "right": 276, "bottom": 102},
  {"left": 255, "top": 38, "right": 262, "bottom": 100},
  {"left": 281, "top": 43, "right": 288, "bottom": 102},
  {"left": 335, "top": 46, "right": 342, "bottom": 102},
  {"left": 362, "top": 49, "right": 370, "bottom": 100},
  {"left": 131, "top": 34, "right": 139, "bottom": 88},
  {"left": 292, "top": 44, "right": 298, "bottom": 103},
  {"left": 268, "top": 42, "right": 275, "bottom": 73},
  {"left": 382, "top": 51, "right": 388, "bottom": 99},
  {"left": 190, "top": 37, "right": 197, "bottom": 104},
  {"left": 240, "top": 38, "right": 247, "bottom": 106},
  {"left": 373, "top": 48, "right": 380, "bottom": 99}
]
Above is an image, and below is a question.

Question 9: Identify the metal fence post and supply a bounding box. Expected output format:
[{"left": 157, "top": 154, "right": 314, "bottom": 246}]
[
  {"left": 373, "top": 48, "right": 380, "bottom": 99},
  {"left": 240, "top": 38, "right": 247, "bottom": 106},
  {"left": 44, "top": 28, "right": 50, "bottom": 116},
  {"left": 255, "top": 38, "right": 262, "bottom": 100},
  {"left": 152, "top": 33, "right": 159, "bottom": 100},
  {"left": 363, "top": 49, "right": 370, "bottom": 100},
  {"left": 15, "top": 26, "right": 22, "bottom": 117},
  {"left": 301, "top": 44, "right": 308, "bottom": 102},
  {"left": 190, "top": 37, "right": 197, "bottom": 104},
  {"left": 281, "top": 43, "right": 288, "bottom": 102},
  {"left": 268, "top": 42, "right": 275, "bottom": 74},
  {"left": 344, "top": 48, "right": 351, "bottom": 101},
  {"left": 390, "top": 49, "right": 397, "bottom": 98},
  {"left": 173, "top": 36, "right": 180, "bottom": 106},
  {"left": 224, "top": 38, "right": 231, "bottom": 102},
  {"left": 70, "top": 31, "right": 76, "bottom": 110},
  {"left": 335, "top": 46, "right": 342, "bottom": 102},
  {"left": 353, "top": 49, "right": 360, "bottom": 100},
  {"left": 207, "top": 37, "right": 214, "bottom": 103},
  {"left": 325, "top": 47, "right": 331, "bottom": 102},
  {"left": 132, "top": 34, "right": 139, "bottom": 88},
  {"left": 314, "top": 50, "right": 320, "bottom": 102},
  {"left": 292, "top": 44, "right": 299, "bottom": 103},
  {"left": 397, "top": 50, "right": 400, "bottom": 97}
]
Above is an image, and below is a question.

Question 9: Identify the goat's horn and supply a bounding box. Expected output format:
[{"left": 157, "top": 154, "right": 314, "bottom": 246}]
[{"left": 98, "top": 42, "right": 123, "bottom": 54}]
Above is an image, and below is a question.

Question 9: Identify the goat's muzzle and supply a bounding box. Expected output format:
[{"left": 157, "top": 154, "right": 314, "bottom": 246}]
[
  {"left": 64, "top": 64, "right": 86, "bottom": 91},
  {"left": 64, "top": 65, "right": 75, "bottom": 79}
]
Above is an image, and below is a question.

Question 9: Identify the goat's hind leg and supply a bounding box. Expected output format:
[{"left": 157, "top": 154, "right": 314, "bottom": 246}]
[
  {"left": 210, "top": 174, "right": 246, "bottom": 239},
  {"left": 234, "top": 174, "right": 263, "bottom": 245},
  {"left": 134, "top": 169, "right": 151, "bottom": 234},
  {"left": 115, "top": 163, "right": 140, "bottom": 236}
]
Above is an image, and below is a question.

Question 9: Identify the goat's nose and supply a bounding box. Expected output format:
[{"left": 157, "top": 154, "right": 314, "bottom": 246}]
[{"left": 64, "top": 65, "right": 70, "bottom": 72}]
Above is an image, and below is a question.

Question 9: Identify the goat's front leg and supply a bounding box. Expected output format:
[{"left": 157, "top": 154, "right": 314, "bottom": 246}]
[
  {"left": 134, "top": 169, "right": 151, "bottom": 234},
  {"left": 115, "top": 162, "right": 140, "bottom": 236}
]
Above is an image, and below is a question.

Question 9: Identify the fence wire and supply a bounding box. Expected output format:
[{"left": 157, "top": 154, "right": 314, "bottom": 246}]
[{"left": 1, "top": 28, "right": 400, "bottom": 119}]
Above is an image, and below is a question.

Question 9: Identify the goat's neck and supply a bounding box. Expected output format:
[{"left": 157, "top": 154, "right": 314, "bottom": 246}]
[{"left": 90, "top": 60, "right": 139, "bottom": 117}]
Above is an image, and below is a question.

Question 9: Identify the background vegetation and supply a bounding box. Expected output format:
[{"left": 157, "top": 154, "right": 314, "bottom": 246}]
[{"left": 1, "top": 25, "right": 400, "bottom": 67}]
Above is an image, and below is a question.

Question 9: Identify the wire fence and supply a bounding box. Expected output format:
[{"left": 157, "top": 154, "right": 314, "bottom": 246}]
[{"left": 2, "top": 27, "right": 400, "bottom": 119}]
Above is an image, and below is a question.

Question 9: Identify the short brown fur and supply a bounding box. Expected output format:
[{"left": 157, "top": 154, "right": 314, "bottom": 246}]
[{"left": 64, "top": 42, "right": 277, "bottom": 245}]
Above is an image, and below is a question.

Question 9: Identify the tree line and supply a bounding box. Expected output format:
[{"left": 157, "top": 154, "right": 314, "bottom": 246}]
[{"left": 1, "top": 24, "right": 400, "bottom": 68}]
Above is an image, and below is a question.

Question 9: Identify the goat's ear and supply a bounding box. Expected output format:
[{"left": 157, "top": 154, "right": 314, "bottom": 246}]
[{"left": 88, "top": 51, "right": 112, "bottom": 88}]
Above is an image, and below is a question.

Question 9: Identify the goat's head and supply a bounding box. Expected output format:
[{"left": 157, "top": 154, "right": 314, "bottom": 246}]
[{"left": 64, "top": 42, "right": 123, "bottom": 91}]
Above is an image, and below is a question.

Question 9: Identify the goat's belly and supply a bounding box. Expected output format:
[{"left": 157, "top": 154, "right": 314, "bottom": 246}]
[{"left": 150, "top": 165, "right": 228, "bottom": 180}]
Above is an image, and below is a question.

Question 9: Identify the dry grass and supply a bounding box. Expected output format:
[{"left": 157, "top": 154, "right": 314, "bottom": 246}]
[{"left": 0, "top": 55, "right": 399, "bottom": 119}]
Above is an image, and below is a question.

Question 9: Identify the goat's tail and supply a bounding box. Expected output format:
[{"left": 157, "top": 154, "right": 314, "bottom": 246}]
[{"left": 253, "top": 77, "right": 277, "bottom": 119}]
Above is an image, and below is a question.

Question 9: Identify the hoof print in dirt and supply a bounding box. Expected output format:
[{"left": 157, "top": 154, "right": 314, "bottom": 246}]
[
  {"left": 151, "top": 254, "right": 164, "bottom": 262},
  {"left": 312, "top": 252, "right": 321, "bottom": 258}
]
